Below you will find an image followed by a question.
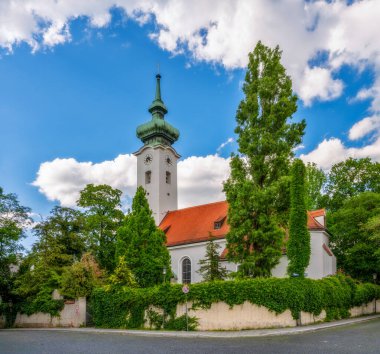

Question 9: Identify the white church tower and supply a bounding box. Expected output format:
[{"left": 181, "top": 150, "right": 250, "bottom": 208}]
[{"left": 134, "top": 74, "right": 180, "bottom": 225}]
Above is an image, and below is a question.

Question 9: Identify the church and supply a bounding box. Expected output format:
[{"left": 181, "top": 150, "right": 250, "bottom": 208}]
[{"left": 134, "top": 74, "right": 337, "bottom": 284}]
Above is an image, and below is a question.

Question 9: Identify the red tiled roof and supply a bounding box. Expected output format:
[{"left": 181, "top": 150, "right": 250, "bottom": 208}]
[
  {"left": 160, "top": 201, "right": 326, "bottom": 247},
  {"left": 307, "top": 209, "right": 325, "bottom": 230},
  {"left": 309, "top": 209, "right": 325, "bottom": 218},
  {"left": 160, "top": 201, "right": 228, "bottom": 247}
]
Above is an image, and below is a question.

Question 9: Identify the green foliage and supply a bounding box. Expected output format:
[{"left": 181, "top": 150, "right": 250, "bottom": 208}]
[
  {"left": 287, "top": 159, "right": 310, "bottom": 277},
  {"left": 305, "top": 162, "right": 327, "bottom": 210},
  {"left": 197, "top": 236, "right": 228, "bottom": 281},
  {"left": 108, "top": 256, "right": 137, "bottom": 287},
  {"left": 60, "top": 253, "right": 104, "bottom": 299},
  {"left": 365, "top": 214, "right": 380, "bottom": 273},
  {"left": 115, "top": 187, "right": 171, "bottom": 288},
  {"left": 164, "top": 314, "right": 198, "bottom": 331},
  {"left": 10, "top": 208, "right": 95, "bottom": 324},
  {"left": 145, "top": 310, "right": 198, "bottom": 331},
  {"left": 328, "top": 192, "right": 380, "bottom": 281},
  {"left": 78, "top": 184, "right": 124, "bottom": 272},
  {"left": 19, "top": 287, "right": 64, "bottom": 317},
  {"left": 224, "top": 42, "right": 305, "bottom": 277},
  {"left": 12, "top": 261, "right": 64, "bottom": 318},
  {"left": 33, "top": 206, "right": 86, "bottom": 268},
  {"left": 90, "top": 276, "right": 380, "bottom": 329},
  {"left": 0, "top": 187, "right": 31, "bottom": 305},
  {"left": 325, "top": 158, "right": 380, "bottom": 212}
]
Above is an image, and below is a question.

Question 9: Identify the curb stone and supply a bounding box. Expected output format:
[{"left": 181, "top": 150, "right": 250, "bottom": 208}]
[{"left": 2, "top": 314, "right": 380, "bottom": 338}]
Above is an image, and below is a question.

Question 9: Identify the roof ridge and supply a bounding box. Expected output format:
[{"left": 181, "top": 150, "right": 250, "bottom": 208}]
[
  {"left": 308, "top": 208, "right": 326, "bottom": 213},
  {"left": 166, "top": 200, "right": 227, "bottom": 214}
]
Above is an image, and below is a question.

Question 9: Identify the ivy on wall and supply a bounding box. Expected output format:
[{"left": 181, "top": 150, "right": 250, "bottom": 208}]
[{"left": 90, "top": 276, "right": 380, "bottom": 329}]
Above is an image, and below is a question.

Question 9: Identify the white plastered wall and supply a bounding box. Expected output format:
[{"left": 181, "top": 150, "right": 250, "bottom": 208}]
[
  {"left": 169, "top": 239, "right": 237, "bottom": 284},
  {"left": 135, "top": 145, "right": 179, "bottom": 225},
  {"left": 169, "top": 230, "right": 337, "bottom": 283}
]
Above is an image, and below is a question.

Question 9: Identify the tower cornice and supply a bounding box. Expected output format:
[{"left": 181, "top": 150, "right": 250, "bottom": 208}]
[{"left": 133, "top": 144, "right": 181, "bottom": 159}]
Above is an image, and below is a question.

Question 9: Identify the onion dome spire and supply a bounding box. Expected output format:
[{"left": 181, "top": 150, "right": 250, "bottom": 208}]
[
  {"left": 148, "top": 74, "right": 168, "bottom": 119},
  {"left": 136, "top": 74, "right": 179, "bottom": 146}
]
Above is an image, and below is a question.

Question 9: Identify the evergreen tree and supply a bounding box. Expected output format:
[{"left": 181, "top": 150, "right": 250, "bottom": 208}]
[
  {"left": 223, "top": 42, "right": 305, "bottom": 277},
  {"left": 77, "top": 184, "right": 124, "bottom": 272},
  {"left": 108, "top": 256, "right": 137, "bottom": 287},
  {"left": 60, "top": 253, "right": 104, "bottom": 299},
  {"left": 287, "top": 159, "right": 310, "bottom": 277},
  {"left": 116, "top": 187, "right": 171, "bottom": 288},
  {"left": 197, "top": 236, "right": 228, "bottom": 281}
]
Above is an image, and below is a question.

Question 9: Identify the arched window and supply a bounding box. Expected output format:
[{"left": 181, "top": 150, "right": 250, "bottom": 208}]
[{"left": 182, "top": 258, "right": 191, "bottom": 284}]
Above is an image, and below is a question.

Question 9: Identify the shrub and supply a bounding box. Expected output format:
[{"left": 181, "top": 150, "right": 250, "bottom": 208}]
[{"left": 89, "top": 276, "right": 380, "bottom": 330}]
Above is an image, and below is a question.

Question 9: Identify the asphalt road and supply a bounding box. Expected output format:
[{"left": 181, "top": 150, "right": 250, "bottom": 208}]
[{"left": 1, "top": 319, "right": 380, "bottom": 354}]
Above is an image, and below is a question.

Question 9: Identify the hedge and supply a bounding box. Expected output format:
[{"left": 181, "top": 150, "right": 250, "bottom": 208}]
[{"left": 89, "top": 276, "right": 380, "bottom": 330}]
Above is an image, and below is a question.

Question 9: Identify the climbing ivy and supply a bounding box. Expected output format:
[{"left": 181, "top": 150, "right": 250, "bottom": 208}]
[
  {"left": 90, "top": 276, "right": 380, "bottom": 329},
  {"left": 287, "top": 159, "right": 310, "bottom": 277}
]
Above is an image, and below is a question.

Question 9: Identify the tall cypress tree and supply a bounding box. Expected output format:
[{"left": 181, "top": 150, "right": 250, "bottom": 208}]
[
  {"left": 223, "top": 42, "right": 305, "bottom": 277},
  {"left": 287, "top": 159, "right": 310, "bottom": 277},
  {"left": 116, "top": 187, "right": 171, "bottom": 288}
]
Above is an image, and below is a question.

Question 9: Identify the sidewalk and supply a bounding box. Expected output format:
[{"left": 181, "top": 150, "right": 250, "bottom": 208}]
[{"left": 5, "top": 314, "right": 380, "bottom": 338}]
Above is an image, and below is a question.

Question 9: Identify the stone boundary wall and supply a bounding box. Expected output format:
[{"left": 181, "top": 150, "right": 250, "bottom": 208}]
[
  {"left": 146, "top": 299, "right": 380, "bottom": 331},
  {"left": 13, "top": 298, "right": 86, "bottom": 328},
  {"left": 0, "top": 315, "right": 5, "bottom": 329},
  {"left": 5, "top": 299, "right": 380, "bottom": 330}
]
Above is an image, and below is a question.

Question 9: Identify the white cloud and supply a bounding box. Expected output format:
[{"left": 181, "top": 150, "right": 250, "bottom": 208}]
[
  {"left": 301, "top": 136, "right": 380, "bottom": 170},
  {"left": 349, "top": 115, "right": 380, "bottom": 141},
  {"left": 216, "top": 137, "right": 234, "bottom": 155},
  {"left": 178, "top": 155, "right": 230, "bottom": 208},
  {"left": 32, "top": 154, "right": 137, "bottom": 207},
  {"left": 353, "top": 80, "right": 380, "bottom": 112},
  {"left": 42, "top": 21, "right": 71, "bottom": 47},
  {"left": 298, "top": 67, "right": 343, "bottom": 106},
  {"left": 1, "top": 0, "right": 380, "bottom": 107},
  {"left": 33, "top": 153, "right": 230, "bottom": 209}
]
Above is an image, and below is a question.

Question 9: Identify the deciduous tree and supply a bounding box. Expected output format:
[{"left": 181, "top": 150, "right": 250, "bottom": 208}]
[
  {"left": 326, "top": 158, "right": 380, "bottom": 212},
  {"left": 33, "top": 206, "right": 86, "bottom": 268},
  {"left": 305, "top": 162, "right": 327, "bottom": 210},
  {"left": 223, "top": 42, "right": 305, "bottom": 277},
  {"left": 329, "top": 192, "right": 380, "bottom": 281},
  {"left": 0, "top": 187, "right": 31, "bottom": 323},
  {"left": 78, "top": 184, "right": 124, "bottom": 272}
]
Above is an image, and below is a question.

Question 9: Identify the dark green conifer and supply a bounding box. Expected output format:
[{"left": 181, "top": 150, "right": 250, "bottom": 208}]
[
  {"left": 197, "top": 236, "right": 228, "bottom": 281},
  {"left": 287, "top": 159, "right": 310, "bottom": 277},
  {"left": 116, "top": 187, "right": 171, "bottom": 287}
]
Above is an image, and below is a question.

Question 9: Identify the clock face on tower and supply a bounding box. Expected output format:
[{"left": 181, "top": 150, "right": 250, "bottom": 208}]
[
  {"left": 144, "top": 153, "right": 153, "bottom": 165},
  {"left": 165, "top": 155, "right": 172, "bottom": 166}
]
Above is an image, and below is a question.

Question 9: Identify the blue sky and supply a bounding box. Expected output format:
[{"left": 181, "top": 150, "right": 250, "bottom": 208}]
[{"left": 1, "top": 1, "right": 380, "bottom": 246}]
